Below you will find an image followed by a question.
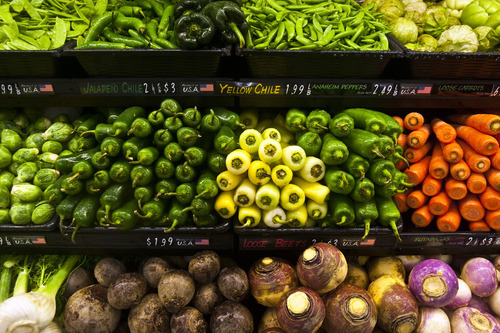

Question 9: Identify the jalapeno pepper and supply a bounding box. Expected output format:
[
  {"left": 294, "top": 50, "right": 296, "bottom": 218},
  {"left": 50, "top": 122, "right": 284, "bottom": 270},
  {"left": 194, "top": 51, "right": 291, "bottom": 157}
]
[
  {"left": 155, "top": 178, "right": 178, "bottom": 201},
  {"left": 200, "top": 109, "right": 222, "bottom": 134},
  {"left": 374, "top": 195, "right": 402, "bottom": 242},
  {"left": 110, "top": 199, "right": 141, "bottom": 230},
  {"left": 182, "top": 107, "right": 202, "bottom": 128},
  {"left": 195, "top": 170, "right": 219, "bottom": 199},
  {"left": 154, "top": 157, "right": 175, "bottom": 179},
  {"left": 153, "top": 129, "right": 174, "bottom": 148},
  {"left": 214, "top": 126, "right": 237, "bottom": 155},
  {"left": 110, "top": 159, "right": 133, "bottom": 183},
  {"left": 165, "top": 199, "right": 190, "bottom": 232},
  {"left": 111, "top": 106, "right": 147, "bottom": 137}
]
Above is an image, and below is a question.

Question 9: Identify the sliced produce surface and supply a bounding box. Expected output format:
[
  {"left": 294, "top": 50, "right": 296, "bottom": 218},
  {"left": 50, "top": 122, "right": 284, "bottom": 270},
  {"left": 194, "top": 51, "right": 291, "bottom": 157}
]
[
  {"left": 394, "top": 111, "right": 500, "bottom": 232},
  {"left": 1, "top": 246, "right": 500, "bottom": 332},
  {"left": 368, "top": 0, "right": 500, "bottom": 52}
]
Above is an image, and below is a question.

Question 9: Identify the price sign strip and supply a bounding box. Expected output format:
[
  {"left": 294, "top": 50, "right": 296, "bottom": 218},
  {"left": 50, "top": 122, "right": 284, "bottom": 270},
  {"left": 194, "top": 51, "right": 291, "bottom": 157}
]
[
  {"left": 401, "top": 233, "right": 500, "bottom": 249},
  {"left": 239, "top": 234, "right": 398, "bottom": 251},
  {"left": 0, "top": 81, "right": 57, "bottom": 96}
]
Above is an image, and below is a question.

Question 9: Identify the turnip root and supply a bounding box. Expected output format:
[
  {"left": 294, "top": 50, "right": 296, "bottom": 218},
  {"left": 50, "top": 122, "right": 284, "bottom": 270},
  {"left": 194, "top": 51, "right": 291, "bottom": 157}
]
[
  {"left": 192, "top": 282, "right": 224, "bottom": 315},
  {"left": 94, "top": 257, "right": 127, "bottom": 287},
  {"left": 170, "top": 306, "right": 208, "bottom": 333},
  {"left": 107, "top": 272, "right": 148, "bottom": 310},
  {"left": 141, "top": 257, "right": 171, "bottom": 288},
  {"left": 188, "top": 250, "right": 221, "bottom": 284},
  {"left": 63, "top": 284, "right": 121, "bottom": 333},
  {"left": 415, "top": 306, "right": 451, "bottom": 333},
  {"left": 344, "top": 263, "right": 369, "bottom": 290},
  {"left": 258, "top": 307, "right": 282, "bottom": 332},
  {"left": 64, "top": 267, "right": 96, "bottom": 298},
  {"left": 210, "top": 300, "right": 254, "bottom": 333},
  {"left": 158, "top": 269, "right": 196, "bottom": 313},
  {"left": 217, "top": 266, "right": 249, "bottom": 302},
  {"left": 128, "top": 293, "right": 171, "bottom": 333},
  {"left": 366, "top": 256, "right": 405, "bottom": 282}
]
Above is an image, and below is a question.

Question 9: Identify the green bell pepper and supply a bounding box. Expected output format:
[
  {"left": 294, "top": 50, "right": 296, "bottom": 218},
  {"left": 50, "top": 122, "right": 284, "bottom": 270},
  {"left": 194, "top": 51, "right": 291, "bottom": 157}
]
[
  {"left": 174, "top": 12, "right": 215, "bottom": 49},
  {"left": 201, "top": 1, "right": 248, "bottom": 48}
]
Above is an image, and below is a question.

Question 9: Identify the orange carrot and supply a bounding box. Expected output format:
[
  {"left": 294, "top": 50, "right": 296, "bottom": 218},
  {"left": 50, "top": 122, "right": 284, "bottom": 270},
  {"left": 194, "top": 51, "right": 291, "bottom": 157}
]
[
  {"left": 485, "top": 168, "right": 500, "bottom": 191},
  {"left": 428, "top": 191, "right": 452, "bottom": 216},
  {"left": 397, "top": 133, "right": 408, "bottom": 150},
  {"left": 436, "top": 201, "right": 461, "bottom": 232},
  {"left": 466, "top": 172, "right": 488, "bottom": 194},
  {"left": 450, "top": 159, "right": 471, "bottom": 181},
  {"left": 453, "top": 124, "right": 499, "bottom": 156},
  {"left": 491, "top": 150, "right": 500, "bottom": 170},
  {"left": 445, "top": 177, "right": 468, "bottom": 200},
  {"left": 421, "top": 174, "right": 442, "bottom": 196},
  {"left": 431, "top": 118, "right": 456, "bottom": 144},
  {"left": 458, "top": 193, "right": 486, "bottom": 222},
  {"left": 485, "top": 210, "right": 500, "bottom": 231},
  {"left": 406, "top": 189, "right": 428, "bottom": 209},
  {"left": 411, "top": 205, "right": 435, "bottom": 228},
  {"left": 395, "top": 159, "right": 408, "bottom": 171},
  {"left": 429, "top": 143, "right": 449, "bottom": 180},
  {"left": 393, "top": 116, "right": 404, "bottom": 130},
  {"left": 394, "top": 192, "right": 409, "bottom": 213},
  {"left": 408, "top": 124, "right": 432, "bottom": 149},
  {"left": 479, "top": 186, "right": 500, "bottom": 211},
  {"left": 468, "top": 220, "right": 491, "bottom": 232},
  {"left": 440, "top": 141, "right": 464, "bottom": 163},
  {"left": 456, "top": 138, "right": 491, "bottom": 173},
  {"left": 404, "top": 156, "right": 431, "bottom": 186},
  {"left": 404, "top": 140, "right": 433, "bottom": 164},
  {"left": 448, "top": 113, "right": 500, "bottom": 136},
  {"left": 404, "top": 112, "right": 425, "bottom": 131}
]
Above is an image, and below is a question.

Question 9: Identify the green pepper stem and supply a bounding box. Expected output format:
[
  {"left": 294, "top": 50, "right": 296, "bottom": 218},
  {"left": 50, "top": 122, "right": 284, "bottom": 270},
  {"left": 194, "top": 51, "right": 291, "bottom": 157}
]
[
  {"left": 195, "top": 189, "right": 209, "bottom": 199},
  {"left": 382, "top": 169, "right": 393, "bottom": 183},
  {"left": 361, "top": 219, "right": 371, "bottom": 240},
  {"left": 336, "top": 216, "right": 347, "bottom": 226}
]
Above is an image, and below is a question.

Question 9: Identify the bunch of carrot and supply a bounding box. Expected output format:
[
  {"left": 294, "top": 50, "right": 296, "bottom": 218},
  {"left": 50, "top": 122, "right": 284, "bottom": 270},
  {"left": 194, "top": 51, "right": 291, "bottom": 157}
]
[{"left": 392, "top": 111, "right": 500, "bottom": 233}]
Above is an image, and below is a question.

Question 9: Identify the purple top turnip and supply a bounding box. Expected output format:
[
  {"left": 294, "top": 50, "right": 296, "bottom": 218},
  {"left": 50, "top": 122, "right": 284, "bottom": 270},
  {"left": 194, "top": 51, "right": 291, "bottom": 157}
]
[
  {"left": 451, "top": 307, "right": 500, "bottom": 333},
  {"left": 461, "top": 257, "right": 498, "bottom": 298},
  {"left": 408, "top": 259, "right": 459, "bottom": 307}
]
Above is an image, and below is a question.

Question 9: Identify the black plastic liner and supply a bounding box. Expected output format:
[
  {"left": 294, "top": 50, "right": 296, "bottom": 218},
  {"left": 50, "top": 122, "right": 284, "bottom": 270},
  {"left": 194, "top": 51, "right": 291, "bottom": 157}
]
[
  {"left": 233, "top": 217, "right": 403, "bottom": 236},
  {"left": 0, "top": 215, "right": 58, "bottom": 232},
  {"left": 64, "top": 45, "right": 233, "bottom": 78},
  {"left": 404, "top": 47, "right": 500, "bottom": 80},
  {"left": 60, "top": 219, "right": 231, "bottom": 234},
  {"left": 0, "top": 48, "right": 62, "bottom": 78},
  {"left": 235, "top": 36, "right": 404, "bottom": 78}
]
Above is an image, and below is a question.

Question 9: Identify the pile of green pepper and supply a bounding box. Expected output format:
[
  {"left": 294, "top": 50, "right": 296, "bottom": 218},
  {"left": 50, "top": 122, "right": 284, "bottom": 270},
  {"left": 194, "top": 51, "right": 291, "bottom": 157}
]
[
  {"left": 41, "top": 100, "right": 244, "bottom": 241},
  {"left": 286, "top": 107, "right": 411, "bottom": 241},
  {"left": 75, "top": 0, "right": 248, "bottom": 49},
  {"left": 242, "top": 0, "right": 391, "bottom": 50}
]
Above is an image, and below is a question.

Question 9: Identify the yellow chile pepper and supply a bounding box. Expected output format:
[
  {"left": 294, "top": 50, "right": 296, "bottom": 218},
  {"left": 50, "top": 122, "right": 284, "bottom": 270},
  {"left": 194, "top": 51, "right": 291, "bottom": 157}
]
[
  {"left": 271, "top": 164, "right": 293, "bottom": 187},
  {"left": 233, "top": 178, "right": 257, "bottom": 207},
  {"left": 298, "top": 156, "right": 326, "bottom": 182},
  {"left": 214, "top": 190, "right": 237, "bottom": 219},
  {"left": 216, "top": 170, "right": 245, "bottom": 191},
  {"left": 280, "top": 184, "right": 306, "bottom": 211},
  {"left": 239, "top": 129, "right": 263, "bottom": 154},
  {"left": 282, "top": 145, "right": 307, "bottom": 171},
  {"left": 291, "top": 176, "right": 330, "bottom": 204},
  {"left": 255, "top": 183, "right": 281, "bottom": 210},
  {"left": 262, "top": 127, "right": 282, "bottom": 142},
  {"left": 237, "top": 203, "right": 261, "bottom": 228},
  {"left": 239, "top": 109, "right": 259, "bottom": 129},
  {"left": 306, "top": 199, "right": 328, "bottom": 220},
  {"left": 285, "top": 204, "right": 308, "bottom": 228},
  {"left": 262, "top": 206, "right": 289, "bottom": 228},
  {"left": 248, "top": 160, "right": 271, "bottom": 186},
  {"left": 226, "top": 149, "right": 252, "bottom": 175},
  {"left": 258, "top": 138, "right": 283, "bottom": 164}
]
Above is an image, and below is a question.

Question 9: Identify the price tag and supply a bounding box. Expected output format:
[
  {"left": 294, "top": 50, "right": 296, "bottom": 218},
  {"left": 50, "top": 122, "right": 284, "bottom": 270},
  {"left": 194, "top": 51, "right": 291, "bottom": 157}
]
[
  {"left": 285, "top": 83, "right": 311, "bottom": 96},
  {"left": 311, "top": 238, "right": 340, "bottom": 247},
  {"left": 0, "top": 83, "right": 20, "bottom": 95},
  {"left": 145, "top": 236, "right": 210, "bottom": 248},
  {"left": 491, "top": 85, "right": 500, "bottom": 97},
  {"left": 464, "top": 236, "right": 496, "bottom": 247},
  {"left": 436, "top": 83, "right": 492, "bottom": 97},
  {"left": 0, "top": 236, "right": 47, "bottom": 246},
  {"left": 143, "top": 82, "right": 176, "bottom": 95},
  {"left": 371, "top": 83, "right": 398, "bottom": 96}
]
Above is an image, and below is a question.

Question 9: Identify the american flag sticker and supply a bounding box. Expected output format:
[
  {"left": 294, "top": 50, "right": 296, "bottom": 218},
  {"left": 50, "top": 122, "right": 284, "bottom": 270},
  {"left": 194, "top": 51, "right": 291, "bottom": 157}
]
[
  {"left": 417, "top": 85, "right": 432, "bottom": 94},
  {"left": 200, "top": 84, "right": 214, "bottom": 92},
  {"left": 31, "top": 237, "right": 47, "bottom": 245},
  {"left": 39, "top": 84, "right": 54, "bottom": 92},
  {"left": 195, "top": 238, "right": 209, "bottom": 246},
  {"left": 360, "top": 238, "right": 375, "bottom": 246}
]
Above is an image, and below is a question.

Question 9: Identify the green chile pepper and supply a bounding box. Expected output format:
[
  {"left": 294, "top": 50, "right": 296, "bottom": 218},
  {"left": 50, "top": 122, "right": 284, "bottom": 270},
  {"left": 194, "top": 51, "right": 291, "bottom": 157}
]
[
  {"left": 201, "top": 1, "right": 248, "bottom": 48},
  {"left": 164, "top": 142, "right": 184, "bottom": 162},
  {"left": 354, "top": 198, "right": 378, "bottom": 239},
  {"left": 127, "top": 117, "right": 153, "bottom": 137},
  {"left": 339, "top": 129, "right": 384, "bottom": 160},
  {"left": 153, "top": 129, "right": 174, "bottom": 148},
  {"left": 122, "top": 137, "right": 150, "bottom": 161},
  {"left": 177, "top": 127, "right": 202, "bottom": 148},
  {"left": 342, "top": 108, "right": 387, "bottom": 135},
  {"left": 207, "top": 151, "right": 227, "bottom": 173},
  {"left": 350, "top": 178, "right": 375, "bottom": 203},
  {"left": 110, "top": 159, "right": 133, "bottom": 183},
  {"left": 165, "top": 199, "right": 190, "bottom": 232},
  {"left": 164, "top": 114, "right": 184, "bottom": 133},
  {"left": 285, "top": 108, "right": 307, "bottom": 132},
  {"left": 110, "top": 199, "right": 141, "bottom": 230},
  {"left": 200, "top": 109, "right": 222, "bottom": 134},
  {"left": 155, "top": 178, "right": 178, "bottom": 201},
  {"left": 324, "top": 167, "right": 355, "bottom": 195},
  {"left": 131, "top": 165, "right": 154, "bottom": 188},
  {"left": 148, "top": 110, "right": 165, "bottom": 128},
  {"left": 367, "top": 159, "right": 396, "bottom": 185},
  {"left": 182, "top": 146, "right": 206, "bottom": 167},
  {"left": 195, "top": 170, "right": 218, "bottom": 199},
  {"left": 100, "top": 137, "right": 124, "bottom": 157},
  {"left": 325, "top": 194, "right": 355, "bottom": 227},
  {"left": 374, "top": 195, "right": 402, "bottom": 242},
  {"left": 296, "top": 131, "right": 322, "bottom": 157},
  {"left": 158, "top": 98, "right": 183, "bottom": 117},
  {"left": 306, "top": 109, "right": 331, "bottom": 134},
  {"left": 135, "top": 199, "right": 166, "bottom": 222},
  {"left": 329, "top": 112, "right": 355, "bottom": 138},
  {"left": 320, "top": 133, "right": 349, "bottom": 166},
  {"left": 175, "top": 161, "right": 197, "bottom": 183},
  {"left": 101, "top": 184, "right": 132, "bottom": 220},
  {"left": 111, "top": 106, "right": 147, "bottom": 137},
  {"left": 130, "top": 147, "right": 160, "bottom": 166},
  {"left": 182, "top": 107, "right": 202, "bottom": 128},
  {"left": 154, "top": 157, "right": 175, "bottom": 179},
  {"left": 214, "top": 126, "right": 237, "bottom": 155},
  {"left": 211, "top": 107, "right": 245, "bottom": 131},
  {"left": 134, "top": 186, "right": 155, "bottom": 209},
  {"left": 341, "top": 153, "right": 369, "bottom": 180}
]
